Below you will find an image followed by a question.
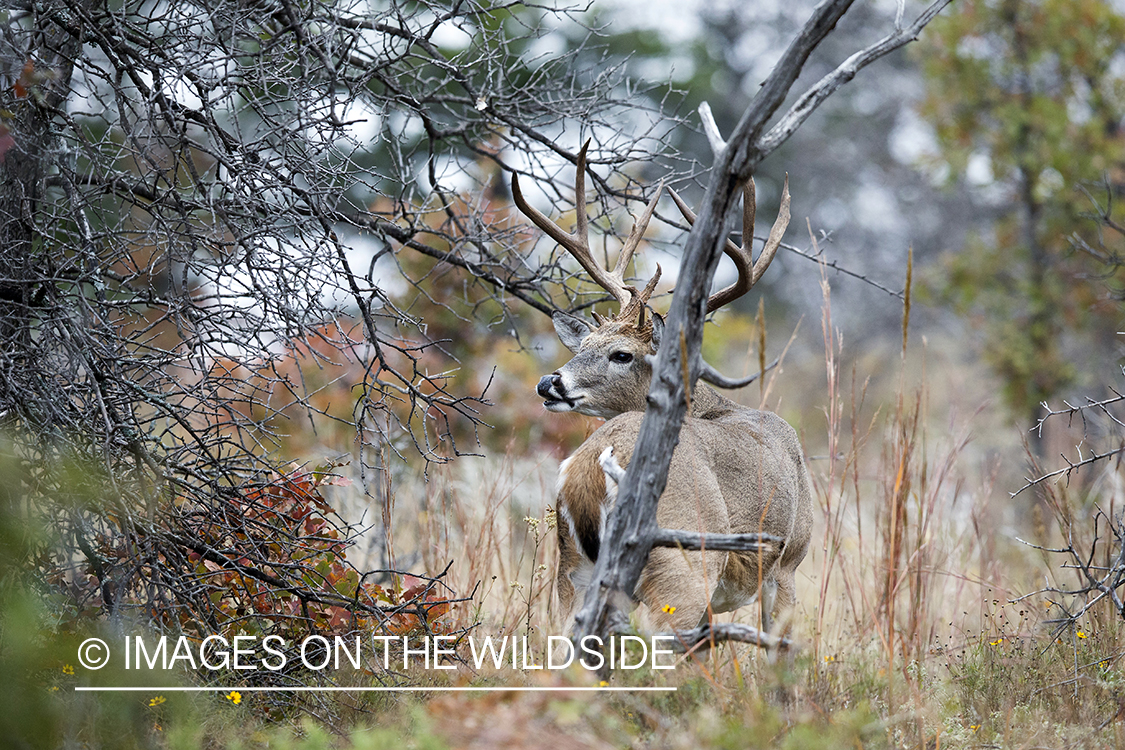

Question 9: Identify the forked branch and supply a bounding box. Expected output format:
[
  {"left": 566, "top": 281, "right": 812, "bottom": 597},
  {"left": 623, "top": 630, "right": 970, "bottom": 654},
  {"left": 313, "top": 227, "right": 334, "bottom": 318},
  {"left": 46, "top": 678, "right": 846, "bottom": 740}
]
[
  {"left": 662, "top": 622, "right": 796, "bottom": 654},
  {"left": 1011, "top": 445, "right": 1125, "bottom": 499},
  {"left": 1014, "top": 508, "right": 1125, "bottom": 635},
  {"left": 569, "top": 0, "right": 952, "bottom": 655}
]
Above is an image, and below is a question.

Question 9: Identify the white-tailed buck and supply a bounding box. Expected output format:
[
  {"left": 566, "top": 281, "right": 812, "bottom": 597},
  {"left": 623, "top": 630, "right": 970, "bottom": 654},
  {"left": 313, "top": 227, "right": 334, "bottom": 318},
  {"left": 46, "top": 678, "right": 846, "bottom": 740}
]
[{"left": 513, "top": 142, "right": 813, "bottom": 633}]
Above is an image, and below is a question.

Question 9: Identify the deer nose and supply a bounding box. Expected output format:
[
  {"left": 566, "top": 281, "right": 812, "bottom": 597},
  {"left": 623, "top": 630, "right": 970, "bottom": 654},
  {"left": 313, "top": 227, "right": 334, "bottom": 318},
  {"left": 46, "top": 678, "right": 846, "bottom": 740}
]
[{"left": 537, "top": 373, "right": 563, "bottom": 399}]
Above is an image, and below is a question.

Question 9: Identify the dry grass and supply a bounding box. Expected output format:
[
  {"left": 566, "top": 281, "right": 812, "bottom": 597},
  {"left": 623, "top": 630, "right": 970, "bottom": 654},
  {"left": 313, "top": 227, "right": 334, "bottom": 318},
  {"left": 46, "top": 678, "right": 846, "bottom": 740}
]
[
  {"left": 268, "top": 274, "right": 1125, "bottom": 749},
  {"left": 14, "top": 281, "right": 1125, "bottom": 749}
]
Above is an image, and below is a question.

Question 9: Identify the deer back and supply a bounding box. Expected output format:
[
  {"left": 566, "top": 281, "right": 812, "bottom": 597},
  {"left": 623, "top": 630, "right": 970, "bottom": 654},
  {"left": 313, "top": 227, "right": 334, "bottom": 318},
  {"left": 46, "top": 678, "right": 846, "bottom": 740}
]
[
  {"left": 554, "top": 385, "right": 813, "bottom": 627},
  {"left": 558, "top": 385, "right": 811, "bottom": 562}
]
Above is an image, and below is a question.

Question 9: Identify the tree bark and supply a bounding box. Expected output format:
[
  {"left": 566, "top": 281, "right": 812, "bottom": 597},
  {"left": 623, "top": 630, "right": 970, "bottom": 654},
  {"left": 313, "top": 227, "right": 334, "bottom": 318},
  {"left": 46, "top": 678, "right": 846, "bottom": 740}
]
[{"left": 569, "top": 0, "right": 954, "bottom": 652}]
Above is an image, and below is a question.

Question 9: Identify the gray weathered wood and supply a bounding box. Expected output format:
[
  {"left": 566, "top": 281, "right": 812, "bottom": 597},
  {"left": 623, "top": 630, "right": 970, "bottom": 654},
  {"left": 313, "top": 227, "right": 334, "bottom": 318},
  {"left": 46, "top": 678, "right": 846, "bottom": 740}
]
[
  {"left": 569, "top": 0, "right": 952, "bottom": 658},
  {"left": 662, "top": 622, "right": 796, "bottom": 654},
  {"left": 651, "top": 528, "right": 783, "bottom": 554}
]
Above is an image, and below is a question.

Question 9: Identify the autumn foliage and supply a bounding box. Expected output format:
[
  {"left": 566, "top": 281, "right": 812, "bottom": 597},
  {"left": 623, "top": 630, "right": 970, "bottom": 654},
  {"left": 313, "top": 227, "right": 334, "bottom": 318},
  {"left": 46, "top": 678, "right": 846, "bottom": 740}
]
[{"left": 188, "top": 466, "right": 453, "bottom": 639}]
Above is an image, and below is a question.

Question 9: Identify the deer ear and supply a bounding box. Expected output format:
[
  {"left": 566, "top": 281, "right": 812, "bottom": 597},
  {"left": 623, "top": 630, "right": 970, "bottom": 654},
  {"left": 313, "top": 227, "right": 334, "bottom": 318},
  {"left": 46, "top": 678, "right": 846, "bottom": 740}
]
[
  {"left": 650, "top": 312, "right": 664, "bottom": 350},
  {"left": 553, "top": 311, "right": 593, "bottom": 353}
]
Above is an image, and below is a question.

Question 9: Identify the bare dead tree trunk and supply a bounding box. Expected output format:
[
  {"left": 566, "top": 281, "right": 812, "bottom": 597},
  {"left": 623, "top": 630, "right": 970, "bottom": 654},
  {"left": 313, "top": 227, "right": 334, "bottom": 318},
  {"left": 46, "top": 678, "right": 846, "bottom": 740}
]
[{"left": 570, "top": 0, "right": 954, "bottom": 656}]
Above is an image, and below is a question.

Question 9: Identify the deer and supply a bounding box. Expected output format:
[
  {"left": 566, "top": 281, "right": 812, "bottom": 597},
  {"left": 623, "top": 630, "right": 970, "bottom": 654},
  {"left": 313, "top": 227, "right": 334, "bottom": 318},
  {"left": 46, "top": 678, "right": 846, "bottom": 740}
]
[{"left": 512, "top": 141, "right": 814, "bottom": 635}]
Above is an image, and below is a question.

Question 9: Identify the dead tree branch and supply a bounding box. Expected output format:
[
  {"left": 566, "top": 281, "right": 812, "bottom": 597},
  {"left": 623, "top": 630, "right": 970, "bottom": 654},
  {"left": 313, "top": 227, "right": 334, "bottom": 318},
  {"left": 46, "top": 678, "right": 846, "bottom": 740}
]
[{"left": 570, "top": 0, "right": 952, "bottom": 653}]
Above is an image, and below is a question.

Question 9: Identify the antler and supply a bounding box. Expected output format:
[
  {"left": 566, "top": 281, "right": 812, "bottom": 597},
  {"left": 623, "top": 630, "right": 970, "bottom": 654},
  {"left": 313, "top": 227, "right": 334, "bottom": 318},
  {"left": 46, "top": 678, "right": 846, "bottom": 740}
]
[
  {"left": 512, "top": 140, "right": 663, "bottom": 320},
  {"left": 665, "top": 174, "right": 792, "bottom": 390},
  {"left": 668, "top": 174, "right": 791, "bottom": 313}
]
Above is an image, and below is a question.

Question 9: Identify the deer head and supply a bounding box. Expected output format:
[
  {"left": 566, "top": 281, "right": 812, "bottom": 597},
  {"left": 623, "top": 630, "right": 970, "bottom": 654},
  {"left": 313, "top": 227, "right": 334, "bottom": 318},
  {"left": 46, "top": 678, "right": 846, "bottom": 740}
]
[{"left": 513, "top": 141, "right": 790, "bottom": 418}]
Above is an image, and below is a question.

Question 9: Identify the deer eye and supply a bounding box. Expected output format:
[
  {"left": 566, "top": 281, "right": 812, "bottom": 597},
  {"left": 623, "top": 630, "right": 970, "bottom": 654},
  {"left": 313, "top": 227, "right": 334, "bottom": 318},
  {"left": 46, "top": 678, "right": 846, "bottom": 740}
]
[{"left": 609, "top": 352, "right": 634, "bottom": 364}]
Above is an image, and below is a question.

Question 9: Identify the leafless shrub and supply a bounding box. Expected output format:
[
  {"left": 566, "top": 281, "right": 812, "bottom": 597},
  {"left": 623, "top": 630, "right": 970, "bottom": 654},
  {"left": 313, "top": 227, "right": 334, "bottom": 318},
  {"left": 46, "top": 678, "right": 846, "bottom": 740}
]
[{"left": 0, "top": 0, "right": 694, "bottom": 678}]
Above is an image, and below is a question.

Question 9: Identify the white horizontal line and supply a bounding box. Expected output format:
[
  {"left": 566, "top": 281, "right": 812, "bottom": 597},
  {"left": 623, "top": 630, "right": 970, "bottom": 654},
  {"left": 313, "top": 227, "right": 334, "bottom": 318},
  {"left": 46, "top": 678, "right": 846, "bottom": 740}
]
[{"left": 75, "top": 686, "right": 676, "bottom": 693}]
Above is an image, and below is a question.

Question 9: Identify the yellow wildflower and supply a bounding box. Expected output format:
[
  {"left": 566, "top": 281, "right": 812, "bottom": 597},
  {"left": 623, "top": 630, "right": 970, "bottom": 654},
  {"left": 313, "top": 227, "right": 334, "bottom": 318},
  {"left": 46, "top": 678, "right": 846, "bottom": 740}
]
[
  {"left": 62, "top": 664, "right": 74, "bottom": 675},
  {"left": 226, "top": 691, "right": 242, "bottom": 705},
  {"left": 1077, "top": 631, "right": 1088, "bottom": 639},
  {"left": 148, "top": 696, "right": 166, "bottom": 707},
  {"left": 661, "top": 605, "right": 676, "bottom": 615}
]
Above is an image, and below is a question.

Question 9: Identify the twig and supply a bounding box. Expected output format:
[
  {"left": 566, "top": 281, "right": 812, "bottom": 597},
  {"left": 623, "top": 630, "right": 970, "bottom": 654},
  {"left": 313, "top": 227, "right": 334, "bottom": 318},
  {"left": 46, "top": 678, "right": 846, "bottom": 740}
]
[
  {"left": 661, "top": 622, "right": 796, "bottom": 654},
  {"left": 1011, "top": 446, "right": 1125, "bottom": 498}
]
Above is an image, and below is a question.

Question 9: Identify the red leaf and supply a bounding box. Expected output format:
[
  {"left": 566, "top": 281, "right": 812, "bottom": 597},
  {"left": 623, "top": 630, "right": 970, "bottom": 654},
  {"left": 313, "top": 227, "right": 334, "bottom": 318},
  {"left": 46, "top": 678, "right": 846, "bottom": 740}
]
[{"left": 13, "top": 60, "right": 33, "bottom": 98}]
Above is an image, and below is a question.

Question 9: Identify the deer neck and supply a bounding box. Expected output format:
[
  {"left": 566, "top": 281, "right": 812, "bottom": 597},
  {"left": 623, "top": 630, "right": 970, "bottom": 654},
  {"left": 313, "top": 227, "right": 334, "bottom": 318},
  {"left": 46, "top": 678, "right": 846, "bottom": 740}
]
[{"left": 688, "top": 382, "right": 742, "bottom": 420}]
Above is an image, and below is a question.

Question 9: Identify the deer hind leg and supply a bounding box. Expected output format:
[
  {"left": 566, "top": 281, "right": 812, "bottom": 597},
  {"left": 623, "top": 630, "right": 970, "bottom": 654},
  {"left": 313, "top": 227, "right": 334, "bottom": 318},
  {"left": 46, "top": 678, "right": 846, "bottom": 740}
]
[
  {"left": 769, "top": 565, "right": 797, "bottom": 636},
  {"left": 759, "top": 577, "right": 777, "bottom": 633},
  {"left": 638, "top": 547, "right": 725, "bottom": 630},
  {"left": 710, "top": 549, "right": 783, "bottom": 632}
]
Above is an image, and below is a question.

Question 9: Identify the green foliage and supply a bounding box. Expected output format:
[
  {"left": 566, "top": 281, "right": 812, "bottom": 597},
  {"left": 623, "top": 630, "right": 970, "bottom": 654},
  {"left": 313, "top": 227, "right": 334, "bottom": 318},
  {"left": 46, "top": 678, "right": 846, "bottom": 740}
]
[
  {"left": 921, "top": 0, "right": 1125, "bottom": 184},
  {"left": 918, "top": 0, "right": 1125, "bottom": 421},
  {"left": 0, "top": 445, "right": 181, "bottom": 749}
]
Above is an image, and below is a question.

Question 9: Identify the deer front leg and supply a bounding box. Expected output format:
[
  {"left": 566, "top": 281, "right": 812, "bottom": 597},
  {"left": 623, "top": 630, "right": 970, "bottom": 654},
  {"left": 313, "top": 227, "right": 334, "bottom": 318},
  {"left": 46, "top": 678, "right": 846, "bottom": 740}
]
[
  {"left": 769, "top": 566, "right": 797, "bottom": 637},
  {"left": 555, "top": 522, "right": 588, "bottom": 629}
]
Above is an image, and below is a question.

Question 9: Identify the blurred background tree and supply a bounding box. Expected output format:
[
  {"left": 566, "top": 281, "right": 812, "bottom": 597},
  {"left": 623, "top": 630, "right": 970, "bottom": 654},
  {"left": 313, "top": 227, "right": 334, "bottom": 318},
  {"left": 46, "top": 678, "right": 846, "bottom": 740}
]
[{"left": 917, "top": 0, "right": 1125, "bottom": 425}]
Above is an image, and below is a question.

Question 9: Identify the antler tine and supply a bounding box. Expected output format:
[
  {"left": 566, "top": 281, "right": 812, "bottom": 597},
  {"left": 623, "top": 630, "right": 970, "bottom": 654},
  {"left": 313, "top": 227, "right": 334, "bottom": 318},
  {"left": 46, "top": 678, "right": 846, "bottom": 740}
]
[
  {"left": 617, "top": 263, "right": 662, "bottom": 324},
  {"left": 699, "top": 356, "right": 780, "bottom": 389},
  {"left": 668, "top": 176, "right": 791, "bottom": 313},
  {"left": 511, "top": 140, "right": 633, "bottom": 309},
  {"left": 614, "top": 180, "right": 665, "bottom": 280},
  {"left": 750, "top": 174, "right": 790, "bottom": 287},
  {"left": 610, "top": 180, "right": 665, "bottom": 322},
  {"left": 667, "top": 175, "right": 793, "bottom": 391},
  {"left": 704, "top": 178, "right": 756, "bottom": 312},
  {"left": 668, "top": 185, "right": 749, "bottom": 313}
]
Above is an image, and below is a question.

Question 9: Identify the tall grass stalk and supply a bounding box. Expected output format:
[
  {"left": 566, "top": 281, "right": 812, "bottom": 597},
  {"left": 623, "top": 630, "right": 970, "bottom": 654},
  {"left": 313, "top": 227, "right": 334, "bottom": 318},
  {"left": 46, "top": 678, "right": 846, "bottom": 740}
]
[{"left": 90, "top": 258, "right": 1121, "bottom": 747}]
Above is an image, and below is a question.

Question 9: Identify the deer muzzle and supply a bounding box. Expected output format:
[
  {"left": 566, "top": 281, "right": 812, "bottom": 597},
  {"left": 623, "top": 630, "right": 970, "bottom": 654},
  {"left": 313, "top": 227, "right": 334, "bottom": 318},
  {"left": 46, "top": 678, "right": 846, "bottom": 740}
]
[{"left": 537, "top": 373, "right": 575, "bottom": 411}]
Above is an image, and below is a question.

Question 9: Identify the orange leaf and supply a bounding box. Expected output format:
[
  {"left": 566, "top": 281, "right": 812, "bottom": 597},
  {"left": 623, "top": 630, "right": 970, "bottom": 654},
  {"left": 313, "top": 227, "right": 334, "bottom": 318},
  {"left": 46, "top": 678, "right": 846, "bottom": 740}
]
[{"left": 13, "top": 60, "right": 33, "bottom": 98}]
